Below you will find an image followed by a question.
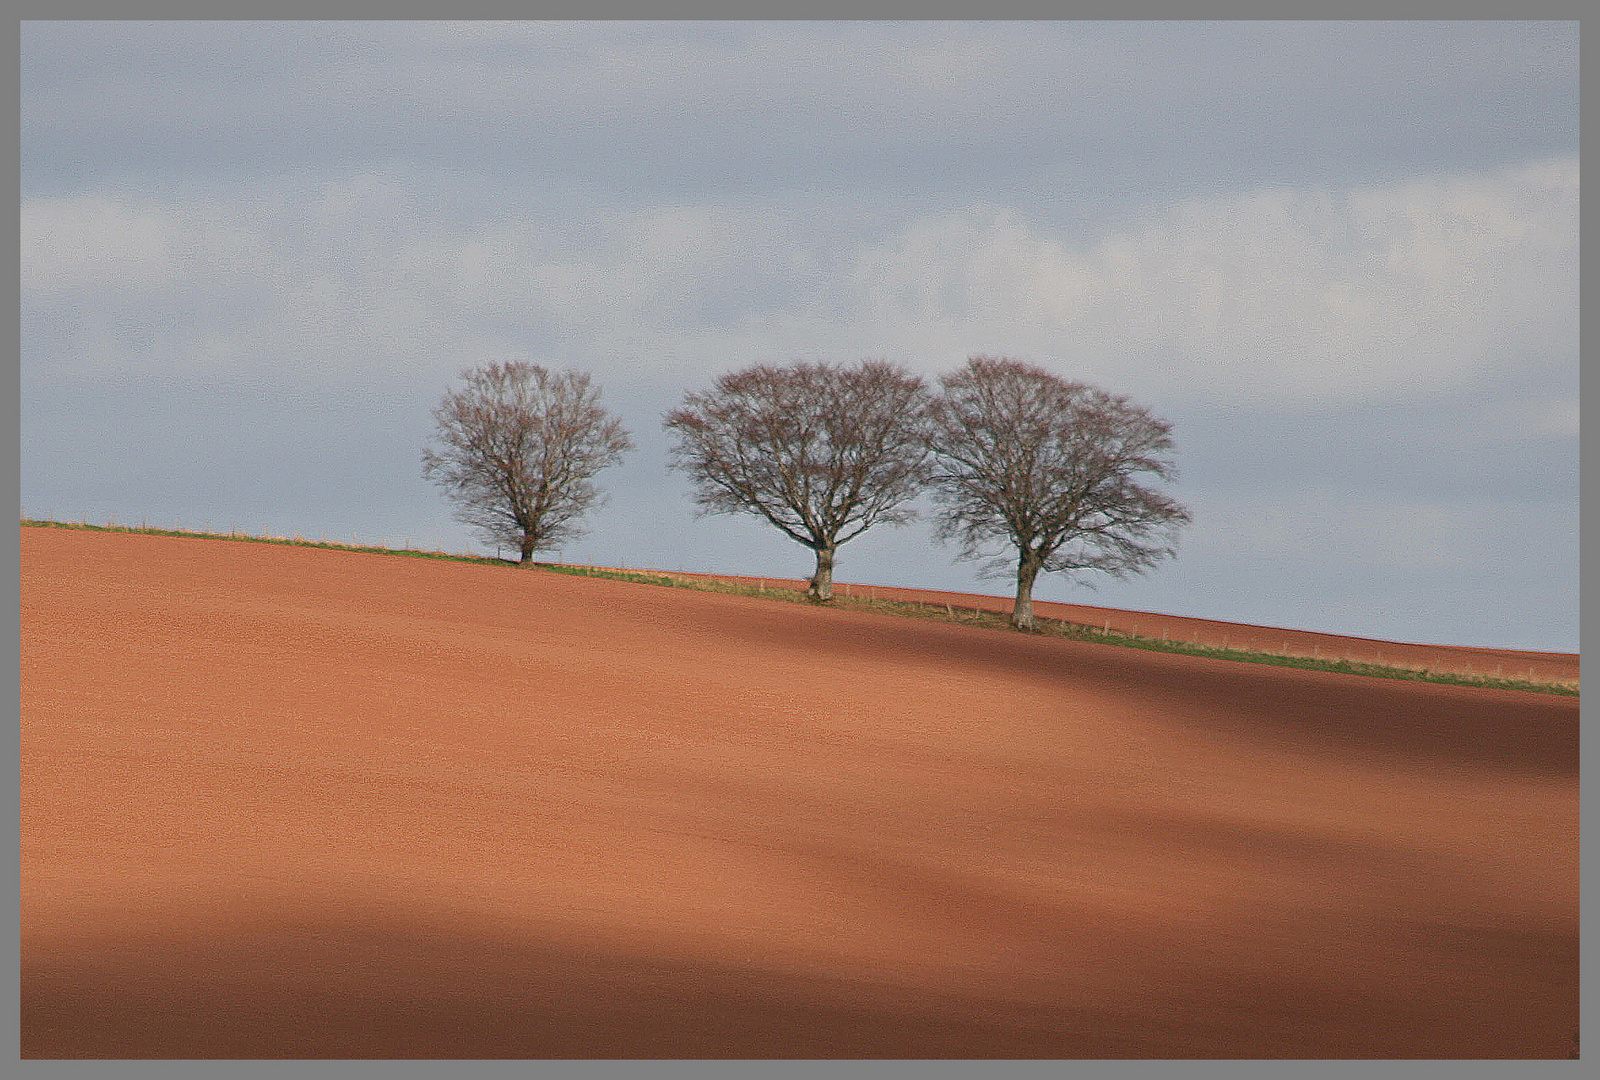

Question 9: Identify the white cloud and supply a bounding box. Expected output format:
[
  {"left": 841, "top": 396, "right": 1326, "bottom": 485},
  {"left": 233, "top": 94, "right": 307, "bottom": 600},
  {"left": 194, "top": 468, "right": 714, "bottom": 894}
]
[
  {"left": 833, "top": 157, "right": 1578, "bottom": 405},
  {"left": 1503, "top": 399, "right": 1580, "bottom": 440},
  {"left": 20, "top": 191, "right": 272, "bottom": 310},
  {"left": 21, "top": 196, "right": 178, "bottom": 300},
  {"left": 20, "top": 156, "right": 1576, "bottom": 415}
]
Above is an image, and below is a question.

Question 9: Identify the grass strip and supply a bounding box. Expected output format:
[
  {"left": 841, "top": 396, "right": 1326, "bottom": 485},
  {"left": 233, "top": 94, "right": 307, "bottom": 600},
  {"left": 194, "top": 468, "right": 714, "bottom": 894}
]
[{"left": 23, "top": 518, "right": 1577, "bottom": 696}]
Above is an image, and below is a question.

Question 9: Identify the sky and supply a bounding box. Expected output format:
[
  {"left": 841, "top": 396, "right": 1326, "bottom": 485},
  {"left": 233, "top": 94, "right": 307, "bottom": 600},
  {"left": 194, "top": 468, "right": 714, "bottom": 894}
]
[{"left": 19, "top": 20, "right": 1579, "bottom": 652}]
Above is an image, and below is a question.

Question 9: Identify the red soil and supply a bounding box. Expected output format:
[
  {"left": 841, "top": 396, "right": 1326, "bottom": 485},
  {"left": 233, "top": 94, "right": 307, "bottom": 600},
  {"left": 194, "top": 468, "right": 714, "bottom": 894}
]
[
  {"left": 651, "top": 570, "right": 1580, "bottom": 685},
  {"left": 21, "top": 526, "right": 1579, "bottom": 1059}
]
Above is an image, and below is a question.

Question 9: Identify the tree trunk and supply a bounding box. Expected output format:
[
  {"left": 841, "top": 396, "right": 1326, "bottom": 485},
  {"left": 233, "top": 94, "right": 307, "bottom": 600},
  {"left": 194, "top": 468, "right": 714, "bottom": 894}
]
[
  {"left": 1012, "top": 553, "right": 1041, "bottom": 630},
  {"left": 808, "top": 544, "right": 836, "bottom": 601},
  {"left": 519, "top": 531, "right": 537, "bottom": 564}
]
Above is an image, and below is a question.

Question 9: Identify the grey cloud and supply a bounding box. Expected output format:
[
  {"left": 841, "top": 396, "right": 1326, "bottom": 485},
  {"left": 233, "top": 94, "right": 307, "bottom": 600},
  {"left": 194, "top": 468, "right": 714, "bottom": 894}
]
[{"left": 22, "top": 21, "right": 1576, "bottom": 207}]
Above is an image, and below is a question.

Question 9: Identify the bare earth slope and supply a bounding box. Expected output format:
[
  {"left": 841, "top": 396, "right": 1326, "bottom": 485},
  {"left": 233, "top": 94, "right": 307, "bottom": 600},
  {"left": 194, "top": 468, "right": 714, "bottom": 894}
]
[
  {"left": 20, "top": 527, "right": 1579, "bottom": 1058},
  {"left": 658, "top": 571, "right": 1580, "bottom": 684}
]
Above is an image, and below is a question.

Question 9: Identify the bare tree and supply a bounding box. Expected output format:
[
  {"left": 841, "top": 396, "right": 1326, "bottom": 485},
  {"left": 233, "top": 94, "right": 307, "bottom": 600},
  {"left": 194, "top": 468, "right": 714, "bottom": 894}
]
[
  {"left": 664, "top": 360, "right": 934, "bottom": 601},
  {"left": 927, "top": 357, "right": 1190, "bottom": 630},
  {"left": 422, "top": 362, "right": 632, "bottom": 564}
]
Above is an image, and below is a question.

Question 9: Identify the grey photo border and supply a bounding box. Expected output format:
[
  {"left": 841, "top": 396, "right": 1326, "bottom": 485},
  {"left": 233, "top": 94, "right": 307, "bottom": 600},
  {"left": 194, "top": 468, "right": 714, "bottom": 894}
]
[{"left": 11, "top": 7, "right": 1586, "bottom": 1079}]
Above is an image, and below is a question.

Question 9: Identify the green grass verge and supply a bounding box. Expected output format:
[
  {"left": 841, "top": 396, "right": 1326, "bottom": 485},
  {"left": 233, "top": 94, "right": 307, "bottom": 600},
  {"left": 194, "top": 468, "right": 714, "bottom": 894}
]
[
  {"left": 21, "top": 517, "right": 507, "bottom": 566},
  {"left": 23, "top": 518, "right": 1577, "bottom": 697}
]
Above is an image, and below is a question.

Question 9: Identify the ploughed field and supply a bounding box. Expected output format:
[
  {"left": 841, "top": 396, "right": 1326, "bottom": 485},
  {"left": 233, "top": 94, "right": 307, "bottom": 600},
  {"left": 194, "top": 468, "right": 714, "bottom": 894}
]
[
  {"left": 665, "top": 572, "right": 1580, "bottom": 686},
  {"left": 20, "top": 526, "right": 1578, "bottom": 1058}
]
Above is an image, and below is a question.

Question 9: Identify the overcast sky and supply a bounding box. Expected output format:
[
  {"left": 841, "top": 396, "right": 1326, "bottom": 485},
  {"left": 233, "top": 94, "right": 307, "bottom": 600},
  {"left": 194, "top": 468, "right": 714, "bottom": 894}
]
[{"left": 20, "top": 20, "right": 1578, "bottom": 651}]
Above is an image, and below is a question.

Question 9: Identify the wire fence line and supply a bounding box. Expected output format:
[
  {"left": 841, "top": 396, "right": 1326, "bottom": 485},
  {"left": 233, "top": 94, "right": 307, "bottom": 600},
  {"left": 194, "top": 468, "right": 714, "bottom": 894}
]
[
  {"left": 20, "top": 510, "right": 474, "bottom": 562},
  {"left": 20, "top": 512, "right": 1576, "bottom": 693}
]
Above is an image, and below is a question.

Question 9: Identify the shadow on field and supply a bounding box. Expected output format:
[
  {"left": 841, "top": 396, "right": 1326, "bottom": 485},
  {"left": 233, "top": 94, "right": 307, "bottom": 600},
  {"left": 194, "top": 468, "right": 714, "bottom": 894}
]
[
  {"left": 21, "top": 908, "right": 1172, "bottom": 1059},
  {"left": 684, "top": 599, "right": 1579, "bottom": 779},
  {"left": 22, "top": 897, "right": 1575, "bottom": 1059}
]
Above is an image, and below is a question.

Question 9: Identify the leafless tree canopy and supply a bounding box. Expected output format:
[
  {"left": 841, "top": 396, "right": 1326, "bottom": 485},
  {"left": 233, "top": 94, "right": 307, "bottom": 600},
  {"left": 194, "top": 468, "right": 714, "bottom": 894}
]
[
  {"left": 664, "top": 360, "right": 934, "bottom": 600},
  {"left": 422, "top": 362, "right": 632, "bottom": 563},
  {"left": 928, "top": 357, "right": 1191, "bottom": 629}
]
